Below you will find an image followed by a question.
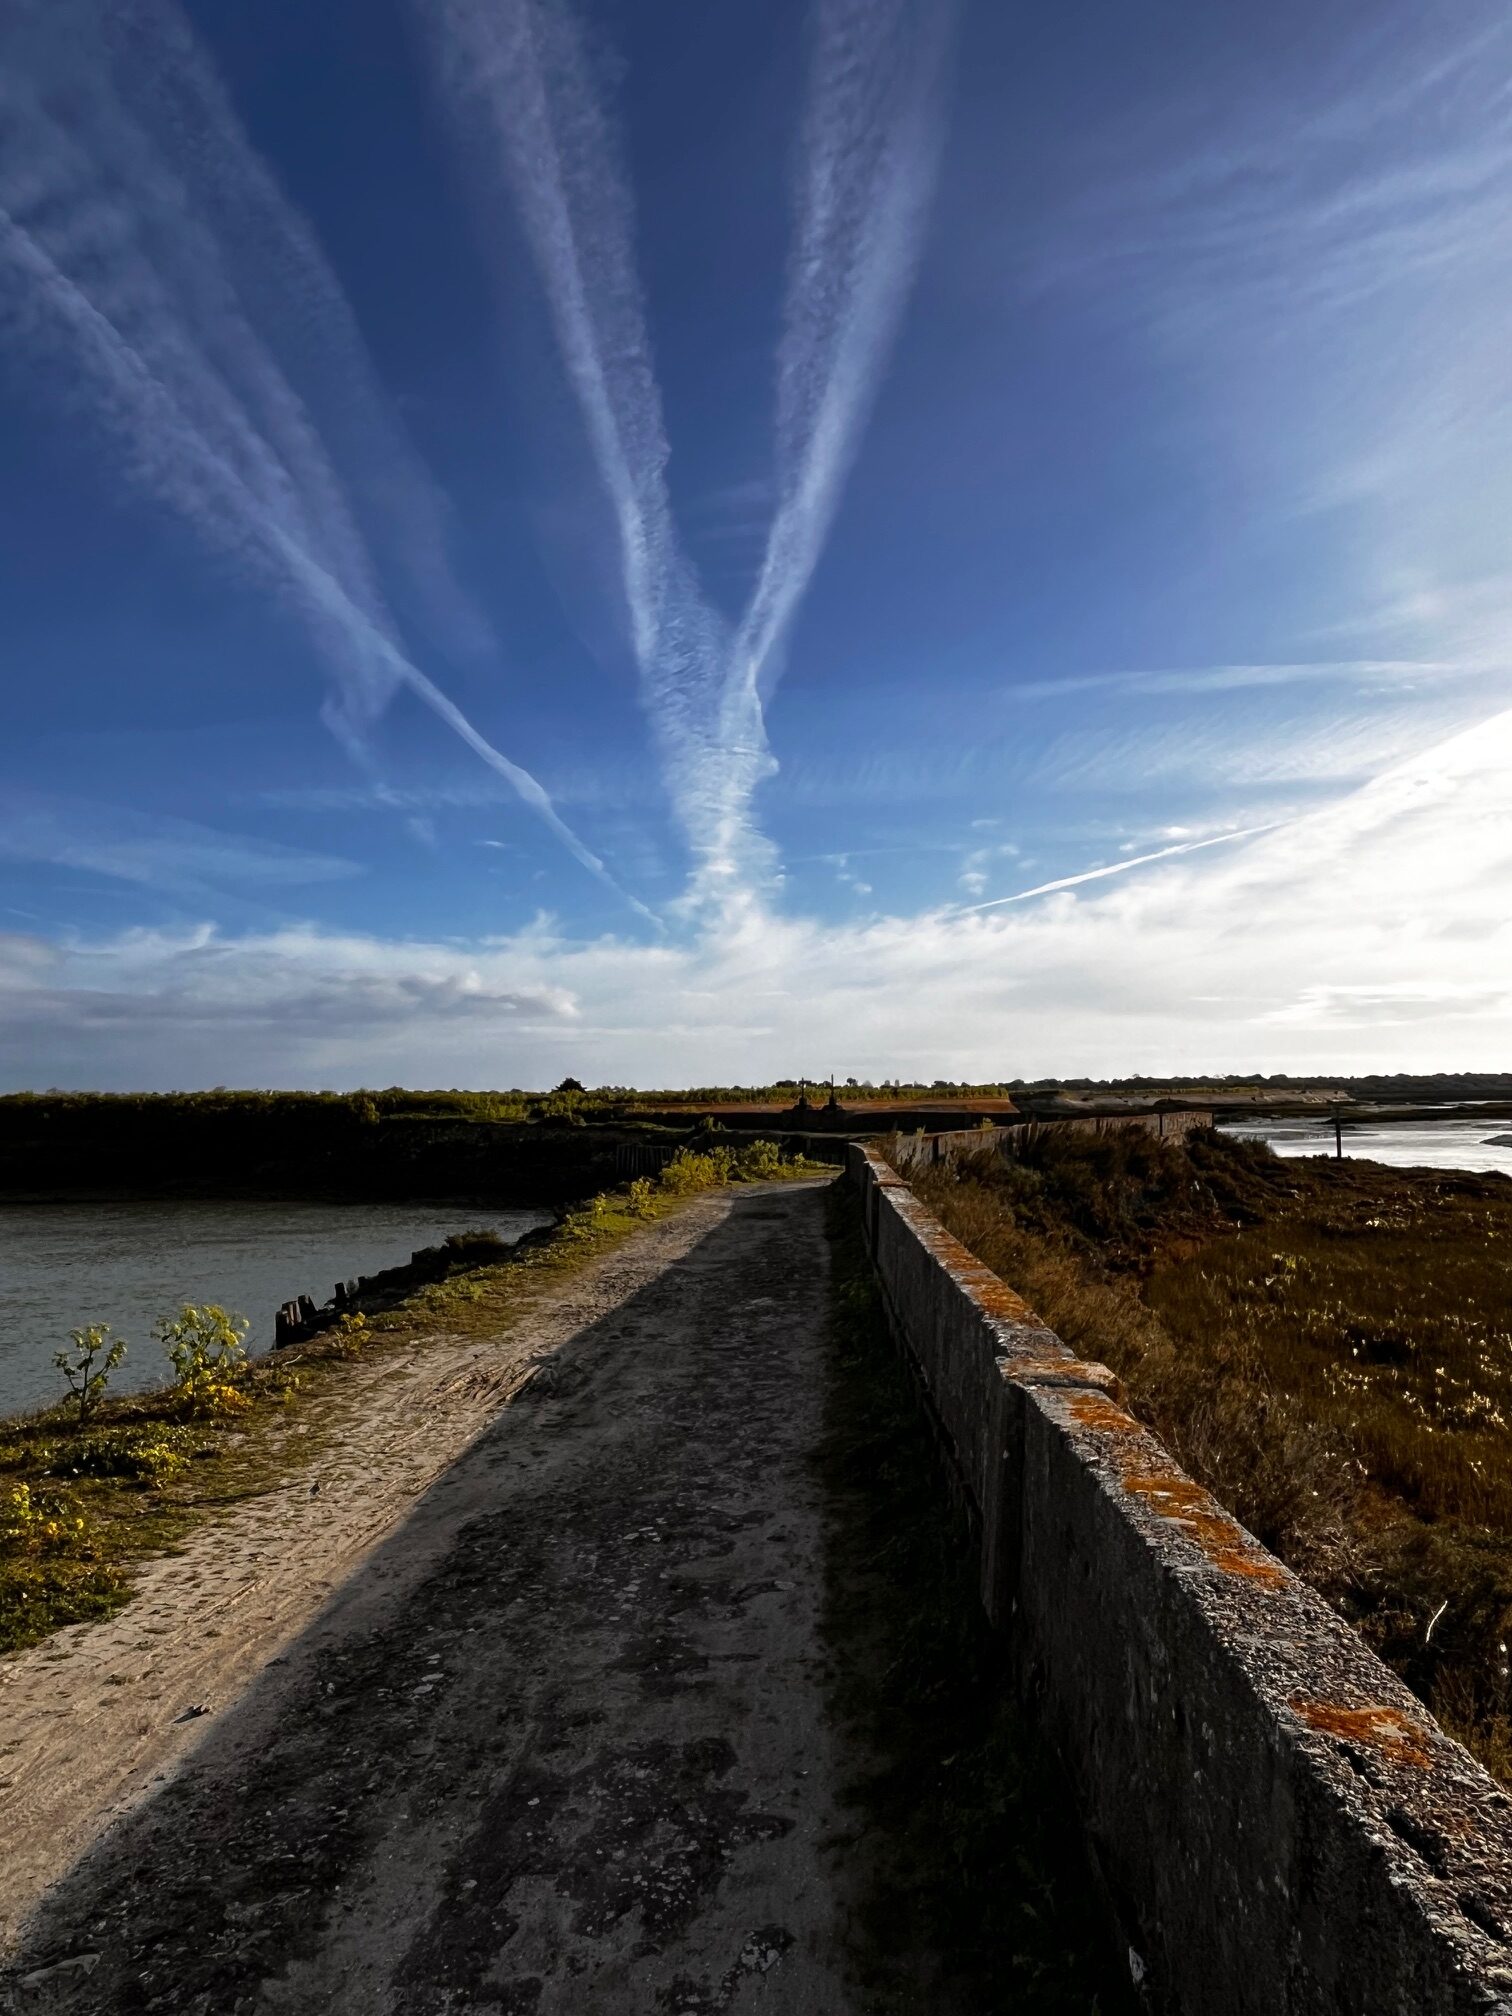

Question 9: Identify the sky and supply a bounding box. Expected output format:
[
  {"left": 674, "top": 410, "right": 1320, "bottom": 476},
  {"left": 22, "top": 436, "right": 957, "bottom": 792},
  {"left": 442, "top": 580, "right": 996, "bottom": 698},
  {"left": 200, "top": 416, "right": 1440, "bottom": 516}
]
[{"left": 0, "top": 0, "right": 1509, "bottom": 1089}]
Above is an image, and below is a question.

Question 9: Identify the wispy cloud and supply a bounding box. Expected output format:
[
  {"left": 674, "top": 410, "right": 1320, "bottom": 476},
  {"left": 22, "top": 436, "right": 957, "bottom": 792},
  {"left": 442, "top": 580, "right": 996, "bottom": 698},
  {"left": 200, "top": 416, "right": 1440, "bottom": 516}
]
[
  {"left": 1005, "top": 660, "right": 1474, "bottom": 701},
  {"left": 1038, "top": 0, "right": 1512, "bottom": 646},
  {"left": 955, "top": 825, "right": 1280, "bottom": 912},
  {"left": 728, "top": 0, "right": 956, "bottom": 710},
  {"left": 0, "top": 0, "right": 636, "bottom": 910},
  {"left": 1045, "top": 9, "right": 1512, "bottom": 339},
  {"left": 1022, "top": 696, "right": 1487, "bottom": 797},
  {"left": 0, "top": 794, "right": 361, "bottom": 901},
  {"left": 416, "top": 0, "right": 955, "bottom": 901}
]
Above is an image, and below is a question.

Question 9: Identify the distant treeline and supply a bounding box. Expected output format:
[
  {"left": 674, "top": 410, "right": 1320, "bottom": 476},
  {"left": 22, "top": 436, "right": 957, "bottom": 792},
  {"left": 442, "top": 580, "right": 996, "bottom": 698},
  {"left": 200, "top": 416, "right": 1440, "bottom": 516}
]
[
  {"left": 1, "top": 1084, "right": 1015, "bottom": 1118},
  {"left": 6, "top": 1071, "right": 1510, "bottom": 1116},
  {"left": 1029, "top": 1072, "right": 1512, "bottom": 1099}
]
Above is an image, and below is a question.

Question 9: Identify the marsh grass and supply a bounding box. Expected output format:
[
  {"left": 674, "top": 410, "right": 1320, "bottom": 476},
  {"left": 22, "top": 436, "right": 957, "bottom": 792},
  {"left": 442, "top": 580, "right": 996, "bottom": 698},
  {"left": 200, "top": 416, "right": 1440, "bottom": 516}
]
[
  {"left": 910, "top": 1131, "right": 1512, "bottom": 1786},
  {"left": 0, "top": 1142, "right": 823, "bottom": 1657}
]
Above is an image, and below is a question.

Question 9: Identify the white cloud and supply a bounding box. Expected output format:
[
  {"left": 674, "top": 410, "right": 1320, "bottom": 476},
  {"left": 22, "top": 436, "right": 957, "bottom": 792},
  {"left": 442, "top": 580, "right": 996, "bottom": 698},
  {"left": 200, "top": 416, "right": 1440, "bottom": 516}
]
[{"left": 7, "top": 707, "right": 1508, "bottom": 1085}]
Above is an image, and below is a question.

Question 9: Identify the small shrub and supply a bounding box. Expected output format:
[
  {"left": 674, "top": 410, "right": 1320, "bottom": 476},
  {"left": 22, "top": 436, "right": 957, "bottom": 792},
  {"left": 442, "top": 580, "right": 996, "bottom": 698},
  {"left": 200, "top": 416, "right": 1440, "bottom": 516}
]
[
  {"left": 0, "top": 1555, "right": 129, "bottom": 1652},
  {"left": 655, "top": 1138, "right": 806, "bottom": 1194},
  {"left": 53, "top": 1323, "right": 127, "bottom": 1425},
  {"left": 327, "top": 1312, "right": 370, "bottom": 1360},
  {"left": 155, "top": 1303, "right": 251, "bottom": 1418},
  {"left": 626, "top": 1176, "right": 657, "bottom": 1219},
  {"left": 1, "top": 1480, "right": 91, "bottom": 1554},
  {"left": 561, "top": 1195, "right": 611, "bottom": 1242},
  {"left": 739, "top": 1138, "right": 785, "bottom": 1179},
  {"left": 0, "top": 1481, "right": 38, "bottom": 1547},
  {"left": 658, "top": 1149, "right": 718, "bottom": 1194},
  {"left": 57, "top": 1427, "right": 193, "bottom": 1488}
]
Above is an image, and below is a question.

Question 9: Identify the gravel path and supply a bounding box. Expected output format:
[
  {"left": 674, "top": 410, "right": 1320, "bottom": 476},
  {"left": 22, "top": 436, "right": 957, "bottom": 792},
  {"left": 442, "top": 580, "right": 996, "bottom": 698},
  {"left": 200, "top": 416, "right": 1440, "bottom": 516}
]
[{"left": 2, "top": 1181, "right": 865, "bottom": 2014}]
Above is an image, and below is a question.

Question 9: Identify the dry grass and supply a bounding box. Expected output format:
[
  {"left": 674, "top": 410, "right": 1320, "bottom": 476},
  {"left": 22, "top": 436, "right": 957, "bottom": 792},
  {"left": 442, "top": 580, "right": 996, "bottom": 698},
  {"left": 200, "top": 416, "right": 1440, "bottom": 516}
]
[{"left": 910, "top": 1131, "right": 1512, "bottom": 1786}]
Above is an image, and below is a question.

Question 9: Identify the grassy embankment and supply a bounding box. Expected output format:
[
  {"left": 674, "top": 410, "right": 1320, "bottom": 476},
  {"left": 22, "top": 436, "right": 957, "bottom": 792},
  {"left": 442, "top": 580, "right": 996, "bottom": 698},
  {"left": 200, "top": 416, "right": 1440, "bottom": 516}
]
[
  {"left": 906, "top": 1129, "right": 1512, "bottom": 1785},
  {"left": 0, "top": 1141, "right": 818, "bottom": 1657},
  {"left": 820, "top": 1187, "right": 1132, "bottom": 2013}
]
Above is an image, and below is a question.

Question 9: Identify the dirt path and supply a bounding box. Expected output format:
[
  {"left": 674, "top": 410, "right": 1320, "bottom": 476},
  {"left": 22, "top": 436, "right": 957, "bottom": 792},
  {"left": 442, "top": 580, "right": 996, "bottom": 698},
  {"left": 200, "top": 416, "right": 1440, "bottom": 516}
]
[{"left": 1, "top": 1181, "right": 865, "bottom": 2013}]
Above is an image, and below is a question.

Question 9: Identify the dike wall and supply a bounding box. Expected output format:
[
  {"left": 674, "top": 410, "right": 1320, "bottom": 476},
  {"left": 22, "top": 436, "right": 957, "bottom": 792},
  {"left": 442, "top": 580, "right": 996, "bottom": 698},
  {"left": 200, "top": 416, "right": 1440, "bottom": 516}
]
[
  {"left": 848, "top": 1141, "right": 1512, "bottom": 2014},
  {"left": 886, "top": 1107, "right": 1212, "bottom": 1174}
]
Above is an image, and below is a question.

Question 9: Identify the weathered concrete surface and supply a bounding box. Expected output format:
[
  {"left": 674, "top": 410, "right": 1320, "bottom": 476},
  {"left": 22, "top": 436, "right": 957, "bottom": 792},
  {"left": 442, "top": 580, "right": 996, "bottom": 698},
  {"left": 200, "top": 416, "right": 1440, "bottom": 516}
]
[
  {"left": 851, "top": 1141, "right": 1512, "bottom": 2016},
  {"left": 1, "top": 1184, "right": 864, "bottom": 2015}
]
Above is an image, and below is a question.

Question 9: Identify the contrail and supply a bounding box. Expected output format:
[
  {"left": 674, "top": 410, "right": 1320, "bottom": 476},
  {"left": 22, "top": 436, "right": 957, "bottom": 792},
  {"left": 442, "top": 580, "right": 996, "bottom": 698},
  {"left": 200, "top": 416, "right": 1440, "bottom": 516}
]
[
  {"left": 417, "top": 0, "right": 954, "bottom": 900},
  {"left": 0, "top": 0, "right": 634, "bottom": 908},
  {"left": 0, "top": 203, "right": 639, "bottom": 905},
  {"left": 101, "top": 0, "right": 497, "bottom": 676},
  {"left": 415, "top": 0, "right": 773, "bottom": 889},
  {"left": 726, "top": 0, "right": 957, "bottom": 722},
  {"left": 955, "top": 825, "right": 1282, "bottom": 912}
]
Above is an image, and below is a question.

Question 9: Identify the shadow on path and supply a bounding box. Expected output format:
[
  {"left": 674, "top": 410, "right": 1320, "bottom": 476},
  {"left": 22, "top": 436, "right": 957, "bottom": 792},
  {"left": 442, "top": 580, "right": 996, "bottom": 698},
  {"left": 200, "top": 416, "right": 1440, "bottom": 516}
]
[
  {"left": 4, "top": 1186, "right": 851, "bottom": 2014},
  {"left": 4, "top": 1181, "right": 1127, "bottom": 2015}
]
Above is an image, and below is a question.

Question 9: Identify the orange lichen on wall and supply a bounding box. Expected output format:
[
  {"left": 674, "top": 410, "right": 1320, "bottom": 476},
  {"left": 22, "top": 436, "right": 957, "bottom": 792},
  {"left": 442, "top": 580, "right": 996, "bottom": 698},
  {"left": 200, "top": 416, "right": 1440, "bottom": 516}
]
[
  {"left": 971, "top": 1277, "right": 1043, "bottom": 1325},
  {"left": 887, "top": 1153, "right": 1289, "bottom": 1593},
  {"left": 897, "top": 1199, "right": 1047, "bottom": 1326},
  {"left": 1067, "top": 1391, "right": 1144, "bottom": 1436},
  {"left": 1000, "top": 1353, "right": 1112, "bottom": 1389},
  {"left": 1290, "top": 1698, "right": 1436, "bottom": 1770},
  {"left": 1123, "top": 1472, "right": 1290, "bottom": 1589}
]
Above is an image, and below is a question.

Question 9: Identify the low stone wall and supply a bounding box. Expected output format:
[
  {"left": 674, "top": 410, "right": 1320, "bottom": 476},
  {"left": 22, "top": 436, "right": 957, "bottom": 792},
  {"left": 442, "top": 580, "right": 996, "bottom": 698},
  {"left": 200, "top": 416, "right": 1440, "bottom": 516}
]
[
  {"left": 848, "top": 1141, "right": 1512, "bottom": 2014},
  {"left": 886, "top": 1107, "right": 1212, "bottom": 1174}
]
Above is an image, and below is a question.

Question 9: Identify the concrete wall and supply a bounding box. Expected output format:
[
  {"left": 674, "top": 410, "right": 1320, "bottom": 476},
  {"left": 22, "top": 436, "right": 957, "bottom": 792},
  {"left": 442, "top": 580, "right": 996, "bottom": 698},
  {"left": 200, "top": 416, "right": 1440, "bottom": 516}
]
[{"left": 848, "top": 1141, "right": 1512, "bottom": 2015}]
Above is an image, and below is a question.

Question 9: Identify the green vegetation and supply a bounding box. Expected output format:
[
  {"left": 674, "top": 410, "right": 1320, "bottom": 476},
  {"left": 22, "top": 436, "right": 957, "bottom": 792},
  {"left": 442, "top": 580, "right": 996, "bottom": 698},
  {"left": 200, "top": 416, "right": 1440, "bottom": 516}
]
[
  {"left": 154, "top": 1303, "right": 252, "bottom": 1418},
  {"left": 0, "top": 1139, "right": 820, "bottom": 1658},
  {"left": 907, "top": 1129, "right": 1512, "bottom": 1785},
  {"left": 52, "top": 1322, "right": 128, "bottom": 1425},
  {"left": 820, "top": 1187, "right": 1130, "bottom": 2012}
]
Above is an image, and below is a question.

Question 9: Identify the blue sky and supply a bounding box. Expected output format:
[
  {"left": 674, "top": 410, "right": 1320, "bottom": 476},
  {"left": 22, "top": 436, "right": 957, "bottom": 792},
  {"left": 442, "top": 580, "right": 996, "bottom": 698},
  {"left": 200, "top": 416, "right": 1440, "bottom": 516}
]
[{"left": 1, "top": 0, "right": 1509, "bottom": 1087}]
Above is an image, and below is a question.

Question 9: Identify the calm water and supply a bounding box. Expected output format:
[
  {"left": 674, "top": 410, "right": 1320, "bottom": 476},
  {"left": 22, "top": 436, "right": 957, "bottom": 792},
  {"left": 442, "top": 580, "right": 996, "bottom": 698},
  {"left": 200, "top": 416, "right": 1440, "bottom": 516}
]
[
  {"left": 1221, "top": 1116, "right": 1512, "bottom": 1179},
  {"left": 0, "top": 1200, "right": 550, "bottom": 1418}
]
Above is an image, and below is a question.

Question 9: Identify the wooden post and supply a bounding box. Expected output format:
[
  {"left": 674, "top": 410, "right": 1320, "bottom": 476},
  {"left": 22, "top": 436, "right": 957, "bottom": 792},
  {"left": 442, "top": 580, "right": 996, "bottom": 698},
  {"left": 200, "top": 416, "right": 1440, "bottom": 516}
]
[{"left": 1334, "top": 1109, "right": 1343, "bottom": 1161}]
